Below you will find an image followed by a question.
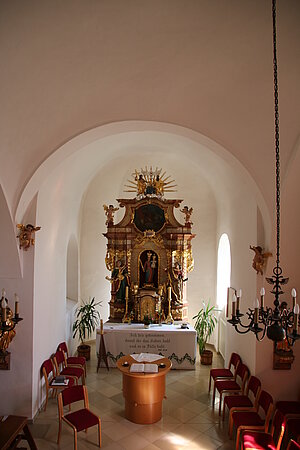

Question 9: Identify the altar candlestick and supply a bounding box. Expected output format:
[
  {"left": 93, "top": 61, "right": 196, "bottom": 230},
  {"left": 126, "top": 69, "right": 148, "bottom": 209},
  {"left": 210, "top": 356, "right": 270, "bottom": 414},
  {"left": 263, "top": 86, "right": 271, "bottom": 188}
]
[
  {"left": 292, "top": 288, "right": 297, "bottom": 309},
  {"left": 293, "top": 304, "right": 299, "bottom": 332},
  {"left": 260, "top": 287, "right": 265, "bottom": 309},
  {"left": 254, "top": 299, "right": 259, "bottom": 324},
  {"left": 125, "top": 286, "right": 129, "bottom": 299}
]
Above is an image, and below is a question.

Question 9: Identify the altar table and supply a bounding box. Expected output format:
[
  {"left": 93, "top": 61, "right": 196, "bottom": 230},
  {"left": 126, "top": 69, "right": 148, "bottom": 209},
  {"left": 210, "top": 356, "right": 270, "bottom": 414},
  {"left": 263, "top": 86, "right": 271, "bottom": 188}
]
[{"left": 96, "top": 323, "right": 197, "bottom": 369}]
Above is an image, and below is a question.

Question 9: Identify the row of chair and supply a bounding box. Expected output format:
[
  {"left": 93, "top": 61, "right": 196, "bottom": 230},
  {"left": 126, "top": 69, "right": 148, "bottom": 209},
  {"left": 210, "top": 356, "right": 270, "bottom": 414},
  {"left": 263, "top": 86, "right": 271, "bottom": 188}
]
[
  {"left": 41, "top": 341, "right": 86, "bottom": 411},
  {"left": 209, "top": 352, "right": 300, "bottom": 450}
]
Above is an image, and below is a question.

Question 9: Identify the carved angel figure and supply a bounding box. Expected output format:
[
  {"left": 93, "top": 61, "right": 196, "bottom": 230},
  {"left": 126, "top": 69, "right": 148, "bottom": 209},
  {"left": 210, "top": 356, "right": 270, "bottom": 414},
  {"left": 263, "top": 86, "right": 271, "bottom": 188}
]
[
  {"left": 103, "top": 204, "right": 119, "bottom": 226},
  {"left": 180, "top": 205, "right": 193, "bottom": 225},
  {"left": 16, "top": 223, "right": 41, "bottom": 250},
  {"left": 250, "top": 245, "right": 272, "bottom": 275}
]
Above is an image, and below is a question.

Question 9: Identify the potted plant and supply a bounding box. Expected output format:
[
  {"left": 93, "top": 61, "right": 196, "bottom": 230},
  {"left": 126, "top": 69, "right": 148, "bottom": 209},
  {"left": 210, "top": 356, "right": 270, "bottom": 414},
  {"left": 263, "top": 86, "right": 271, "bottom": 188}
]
[
  {"left": 72, "top": 297, "right": 101, "bottom": 360},
  {"left": 193, "top": 301, "right": 219, "bottom": 365},
  {"left": 143, "top": 314, "right": 152, "bottom": 328}
]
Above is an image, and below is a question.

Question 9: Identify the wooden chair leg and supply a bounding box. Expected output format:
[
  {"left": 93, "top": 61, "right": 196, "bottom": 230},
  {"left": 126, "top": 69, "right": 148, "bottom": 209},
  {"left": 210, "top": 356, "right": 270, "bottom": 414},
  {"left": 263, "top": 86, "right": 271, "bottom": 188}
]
[
  {"left": 98, "top": 420, "right": 101, "bottom": 448},
  {"left": 235, "top": 428, "right": 241, "bottom": 450},
  {"left": 74, "top": 429, "right": 78, "bottom": 450},
  {"left": 222, "top": 400, "right": 226, "bottom": 420},
  {"left": 44, "top": 390, "right": 49, "bottom": 411},
  {"left": 219, "top": 393, "right": 223, "bottom": 415},
  {"left": 212, "top": 385, "right": 216, "bottom": 407},
  {"left": 57, "top": 419, "right": 61, "bottom": 444}
]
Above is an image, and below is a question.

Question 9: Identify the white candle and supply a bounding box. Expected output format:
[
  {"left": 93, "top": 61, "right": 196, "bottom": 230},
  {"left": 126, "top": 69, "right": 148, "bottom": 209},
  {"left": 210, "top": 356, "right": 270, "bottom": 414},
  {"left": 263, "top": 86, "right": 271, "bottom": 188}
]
[
  {"left": 100, "top": 319, "right": 103, "bottom": 334},
  {"left": 168, "top": 286, "right": 172, "bottom": 300},
  {"left": 14, "top": 293, "right": 19, "bottom": 316},
  {"left": 236, "top": 289, "right": 241, "bottom": 311},
  {"left": 226, "top": 287, "right": 230, "bottom": 318},
  {"left": 254, "top": 298, "right": 259, "bottom": 324},
  {"left": 293, "top": 304, "right": 299, "bottom": 332},
  {"left": 232, "top": 294, "right": 237, "bottom": 317},
  {"left": 1, "top": 288, "right": 5, "bottom": 299},
  {"left": 260, "top": 287, "right": 265, "bottom": 308},
  {"left": 292, "top": 288, "right": 297, "bottom": 309}
]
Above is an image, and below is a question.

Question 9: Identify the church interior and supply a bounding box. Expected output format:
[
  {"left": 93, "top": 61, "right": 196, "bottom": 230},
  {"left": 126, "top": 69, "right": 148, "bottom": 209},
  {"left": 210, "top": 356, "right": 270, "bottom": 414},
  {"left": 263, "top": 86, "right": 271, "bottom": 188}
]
[{"left": 0, "top": 0, "right": 299, "bottom": 448}]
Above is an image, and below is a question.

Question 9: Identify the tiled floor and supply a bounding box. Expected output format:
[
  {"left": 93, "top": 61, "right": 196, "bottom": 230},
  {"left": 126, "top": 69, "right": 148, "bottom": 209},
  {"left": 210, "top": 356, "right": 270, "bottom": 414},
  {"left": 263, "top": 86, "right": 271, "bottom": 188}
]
[{"left": 29, "top": 344, "right": 235, "bottom": 449}]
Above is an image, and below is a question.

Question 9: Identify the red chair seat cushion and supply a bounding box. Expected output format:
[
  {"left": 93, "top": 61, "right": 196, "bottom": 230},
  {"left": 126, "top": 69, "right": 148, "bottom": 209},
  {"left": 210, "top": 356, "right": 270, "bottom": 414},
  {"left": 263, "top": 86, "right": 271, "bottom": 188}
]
[
  {"left": 216, "top": 380, "right": 240, "bottom": 392},
  {"left": 64, "top": 408, "right": 99, "bottom": 432},
  {"left": 224, "top": 395, "right": 253, "bottom": 410},
  {"left": 67, "top": 356, "right": 86, "bottom": 366},
  {"left": 60, "top": 367, "right": 84, "bottom": 378},
  {"left": 211, "top": 368, "right": 233, "bottom": 379},
  {"left": 242, "top": 431, "right": 275, "bottom": 450},
  {"left": 232, "top": 411, "right": 264, "bottom": 428}
]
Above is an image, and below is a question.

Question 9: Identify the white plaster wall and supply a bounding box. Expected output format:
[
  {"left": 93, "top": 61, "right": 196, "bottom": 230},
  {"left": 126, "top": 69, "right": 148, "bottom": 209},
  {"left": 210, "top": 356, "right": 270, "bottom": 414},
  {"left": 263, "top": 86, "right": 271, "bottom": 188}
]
[{"left": 32, "top": 159, "right": 87, "bottom": 416}]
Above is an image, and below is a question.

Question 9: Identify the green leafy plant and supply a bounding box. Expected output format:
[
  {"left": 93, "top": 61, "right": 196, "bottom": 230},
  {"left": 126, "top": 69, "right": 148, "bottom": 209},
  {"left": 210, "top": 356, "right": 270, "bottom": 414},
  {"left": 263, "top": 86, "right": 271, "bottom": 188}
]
[
  {"left": 193, "top": 301, "right": 219, "bottom": 355},
  {"left": 72, "top": 297, "right": 101, "bottom": 345}
]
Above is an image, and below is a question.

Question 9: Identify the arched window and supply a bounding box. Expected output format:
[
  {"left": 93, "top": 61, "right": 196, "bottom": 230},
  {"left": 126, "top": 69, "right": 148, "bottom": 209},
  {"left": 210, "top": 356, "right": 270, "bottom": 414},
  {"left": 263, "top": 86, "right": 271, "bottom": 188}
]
[{"left": 217, "top": 233, "right": 231, "bottom": 309}]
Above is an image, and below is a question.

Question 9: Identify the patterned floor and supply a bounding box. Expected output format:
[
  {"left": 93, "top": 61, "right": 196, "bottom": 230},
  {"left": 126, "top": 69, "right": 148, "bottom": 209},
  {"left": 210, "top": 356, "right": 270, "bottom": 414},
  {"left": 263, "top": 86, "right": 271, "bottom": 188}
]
[{"left": 28, "top": 343, "right": 235, "bottom": 449}]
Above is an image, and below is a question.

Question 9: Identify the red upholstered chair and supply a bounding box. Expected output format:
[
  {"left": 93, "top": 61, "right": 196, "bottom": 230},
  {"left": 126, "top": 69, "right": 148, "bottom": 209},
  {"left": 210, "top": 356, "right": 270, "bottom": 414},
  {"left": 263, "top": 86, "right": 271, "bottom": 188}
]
[
  {"left": 213, "top": 363, "right": 249, "bottom": 415},
  {"left": 53, "top": 350, "right": 85, "bottom": 385},
  {"left": 58, "top": 342, "right": 86, "bottom": 376},
  {"left": 287, "top": 440, "right": 300, "bottom": 450},
  {"left": 276, "top": 401, "right": 300, "bottom": 418},
  {"left": 57, "top": 385, "right": 101, "bottom": 450},
  {"left": 286, "top": 418, "right": 300, "bottom": 445},
  {"left": 222, "top": 375, "right": 261, "bottom": 420},
  {"left": 41, "top": 358, "right": 75, "bottom": 411},
  {"left": 229, "top": 390, "right": 273, "bottom": 450},
  {"left": 209, "top": 352, "right": 241, "bottom": 393},
  {"left": 241, "top": 408, "right": 286, "bottom": 450}
]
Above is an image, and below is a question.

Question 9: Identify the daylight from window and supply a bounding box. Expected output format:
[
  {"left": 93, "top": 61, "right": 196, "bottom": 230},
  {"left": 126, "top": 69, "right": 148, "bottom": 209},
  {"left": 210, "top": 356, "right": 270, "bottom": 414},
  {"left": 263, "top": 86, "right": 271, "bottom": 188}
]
[{"left": 217, "top": 233, "right": 231, "bottom": 309}]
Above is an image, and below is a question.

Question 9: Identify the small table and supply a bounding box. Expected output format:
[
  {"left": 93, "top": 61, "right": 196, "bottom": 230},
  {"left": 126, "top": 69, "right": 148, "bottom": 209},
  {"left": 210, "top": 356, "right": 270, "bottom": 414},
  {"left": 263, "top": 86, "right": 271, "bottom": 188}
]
[
  {"left": 117, "top": 354, "right": 171, "bottom": 424},
  {"left": 0, "top": 415, "right": 37, "bottom": 450}
]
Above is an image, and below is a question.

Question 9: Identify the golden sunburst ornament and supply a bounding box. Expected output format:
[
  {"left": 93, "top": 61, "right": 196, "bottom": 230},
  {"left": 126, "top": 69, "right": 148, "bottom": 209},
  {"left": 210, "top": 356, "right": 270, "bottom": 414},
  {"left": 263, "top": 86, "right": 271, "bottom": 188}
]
[{"left": 124, "top": 166, "right": 177, "bottom": 198}]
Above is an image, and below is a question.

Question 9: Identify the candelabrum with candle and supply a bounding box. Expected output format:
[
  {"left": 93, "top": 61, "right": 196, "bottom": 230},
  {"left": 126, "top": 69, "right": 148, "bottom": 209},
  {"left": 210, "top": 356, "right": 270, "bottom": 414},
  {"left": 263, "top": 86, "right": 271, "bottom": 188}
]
[
  {"left": 166, "top": 286, "right": 174, "bottom": 324},
  {"left": 122, "top": 286, "right": 130, "bottom": 323},
  {"left": 227, "top": 283, "right": 300, "bottom": 347},
  {"left": 227, "top": 0, "right": 300, "bottom": 348},
  {"left": 0, "top": 290, "right": 23, "bottom": 369}
]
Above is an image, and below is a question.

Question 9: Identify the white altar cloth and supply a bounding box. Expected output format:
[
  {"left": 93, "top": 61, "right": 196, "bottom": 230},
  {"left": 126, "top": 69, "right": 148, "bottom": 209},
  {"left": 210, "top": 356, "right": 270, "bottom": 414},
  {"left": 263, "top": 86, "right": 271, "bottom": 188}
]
[{"left": 96, "top": 323, "right": 197, "bottom": 369}]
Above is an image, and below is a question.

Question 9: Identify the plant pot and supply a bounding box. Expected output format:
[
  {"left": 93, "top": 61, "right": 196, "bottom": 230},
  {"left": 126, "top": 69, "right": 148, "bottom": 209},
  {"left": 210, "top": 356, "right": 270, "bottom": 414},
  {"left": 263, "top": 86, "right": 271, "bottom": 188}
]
[
  {"left": 200, "top": 349, "right": 213, "bottom": 365},
  {"left": 77, "top": 344, "right": 91, "bottom": 361}
]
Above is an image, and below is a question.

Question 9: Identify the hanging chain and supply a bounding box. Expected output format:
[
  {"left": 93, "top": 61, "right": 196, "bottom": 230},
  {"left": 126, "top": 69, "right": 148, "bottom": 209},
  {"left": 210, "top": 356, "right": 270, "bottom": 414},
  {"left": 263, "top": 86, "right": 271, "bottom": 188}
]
[{"left": 272, "top": 0, "right": 281, "bottom": 270}]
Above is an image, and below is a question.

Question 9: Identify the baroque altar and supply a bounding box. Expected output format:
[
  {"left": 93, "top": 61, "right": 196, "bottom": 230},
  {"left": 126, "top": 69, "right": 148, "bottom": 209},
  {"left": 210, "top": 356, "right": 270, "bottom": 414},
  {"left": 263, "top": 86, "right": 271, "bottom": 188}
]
[{"left": 103, "top": 167, "right": 195, "bottom": 324}]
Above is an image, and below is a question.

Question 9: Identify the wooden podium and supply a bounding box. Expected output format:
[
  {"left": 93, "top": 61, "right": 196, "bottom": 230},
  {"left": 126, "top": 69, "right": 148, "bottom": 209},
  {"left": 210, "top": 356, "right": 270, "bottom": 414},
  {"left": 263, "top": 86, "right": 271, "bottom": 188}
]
[{"left": 117, "top": 354, "right": 171, "bottom": 424}]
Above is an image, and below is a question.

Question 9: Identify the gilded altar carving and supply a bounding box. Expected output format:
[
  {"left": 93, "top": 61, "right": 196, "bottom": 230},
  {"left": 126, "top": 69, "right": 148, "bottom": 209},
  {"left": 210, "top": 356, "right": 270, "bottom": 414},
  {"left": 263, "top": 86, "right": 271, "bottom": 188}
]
[{"left": 103, "top": 167, "right": 195, "bottom": 323}]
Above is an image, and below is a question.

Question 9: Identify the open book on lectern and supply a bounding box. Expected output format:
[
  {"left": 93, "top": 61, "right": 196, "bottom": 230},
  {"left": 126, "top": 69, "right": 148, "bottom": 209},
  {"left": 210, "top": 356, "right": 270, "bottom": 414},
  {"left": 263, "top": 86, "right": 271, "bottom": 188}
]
[{"left": 129, "top": 363, "right": 158, "bottom": 373}]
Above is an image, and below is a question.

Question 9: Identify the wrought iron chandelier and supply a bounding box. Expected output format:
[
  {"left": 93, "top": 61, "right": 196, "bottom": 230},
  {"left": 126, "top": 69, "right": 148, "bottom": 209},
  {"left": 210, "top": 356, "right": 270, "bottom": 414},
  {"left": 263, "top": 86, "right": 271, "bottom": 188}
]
[{"left": 227, "top": 0, "right": 300, "bottom": 346}]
